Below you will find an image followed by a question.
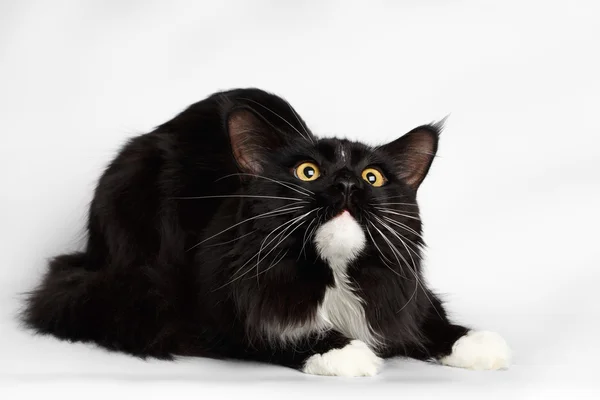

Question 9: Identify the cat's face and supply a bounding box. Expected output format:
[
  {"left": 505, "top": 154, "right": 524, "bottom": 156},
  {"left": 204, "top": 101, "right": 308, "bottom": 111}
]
[
  {"left": 226, "top": 96, "right": 439, "bottom": 273},
  {"left": 277, "top": 138, "right": 414, "bottom": 223}
]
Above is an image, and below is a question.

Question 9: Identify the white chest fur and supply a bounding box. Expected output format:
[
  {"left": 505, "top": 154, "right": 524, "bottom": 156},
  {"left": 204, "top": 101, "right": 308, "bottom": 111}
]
[{"left": 313, "top": 212, "right": 381, "bottom": 349}]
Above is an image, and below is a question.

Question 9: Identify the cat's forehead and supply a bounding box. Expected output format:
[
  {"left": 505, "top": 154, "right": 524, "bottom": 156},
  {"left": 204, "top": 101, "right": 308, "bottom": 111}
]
[{"left": 315, "top": 138, "right": 372, "bottom": 166}]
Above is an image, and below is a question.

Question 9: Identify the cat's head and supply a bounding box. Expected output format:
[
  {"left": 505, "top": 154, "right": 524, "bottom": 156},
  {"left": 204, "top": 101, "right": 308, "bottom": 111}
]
[{"left": 222, "top": 89, "right": 440, "bottom": 274}]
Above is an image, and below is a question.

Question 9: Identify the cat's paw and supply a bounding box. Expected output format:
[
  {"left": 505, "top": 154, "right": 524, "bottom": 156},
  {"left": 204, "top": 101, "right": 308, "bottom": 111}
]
[
  {"left": 302, "top": 340, "right": 383, "bottom": 377},
  {"left": 440, "top": 330, "right": 511, "bottom": 370}
]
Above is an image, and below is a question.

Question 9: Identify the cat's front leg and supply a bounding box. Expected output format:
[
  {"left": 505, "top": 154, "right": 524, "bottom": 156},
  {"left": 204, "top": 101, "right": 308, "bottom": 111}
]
[
  {"left": 302, "top": 338, "right": 383, "bottom": 376},
  {"left": 394, "top": 294, "right": 512, "bottom": 370},
  {"left": 262, "top": 331, "right": 383, "bottom": 377},
  {"left": 438, "top": 329, "right": 512, "bottom": 371}
]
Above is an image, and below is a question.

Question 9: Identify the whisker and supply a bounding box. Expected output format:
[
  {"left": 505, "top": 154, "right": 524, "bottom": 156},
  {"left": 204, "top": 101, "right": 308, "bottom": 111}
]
[
  {"left": 365, "top": 225, "right": 395, "bottom": 270},
  {"left": 203, "top": 229, "right": 257, "bottom": 248},
  {"left": 256, "top": 212, "right": 310, "bottom": 274},
  {"left": 238, "top": 97, "right": 312, "bottom": 144},
  {"left": 298, "top": 207, "right": 323, "bottom": 260},
  {"left": 371, "top": 215, "right": 442, "bottom": 318},
  {"left": 312, "top": 208, "right": 326, "bottom": 263},
  {"left": 369, "top": 205, "right": 420, "bottom": 215},
  {"left": 287, "top": 102, "right": 316, "bottom": 144},
  {"left": 370, "top": 221, "right": 413, "bottom": 269},
  {"left": 213, "top": 209, "right": 317, "bottom": 290},
  {"left": 215, "top": 173, "right": 314, "bottom": 196},
  {"left": 297, "top": 217, "right": 317, "bottom": 261},
  {"left": 255, "top": 210, "right": 314, "bottom": 271},
  {"left": 367, "top": 216, "right": 421, "bottom": 313},
  {"left": 172, "top": 194, "right": 306, "bottom": 202},
  {"left": 231, "top": 217, "right": 298, "bottom": 282},
  {"left": 374, "top": 208, "right": 421, "bottom": 221},
  {"left": 367, "top": 220, "right": 408, "bottom": 278},
  {"left": 370, "top": 213, "right": 422, "bottom": 260},
  {"left": 375, "top": 202, "right": 419, "bottom": 207},
  {"left": 253, "top": 215, "right": 313, "bottom": 280},
  {"left": 216, "top": 222, "right": 298, "bottom": 289},
  {"left": 265, "top": 202, "right": 309, "bottom": 214},
  {"left": 187, "top": 205, "right": 304, "bottom": 251},
  {"left": 259, "top": 249, "right": 289, "bottom": 284},
  {"left": 380, "top": 215, "right": 424, "bottom": 241}
]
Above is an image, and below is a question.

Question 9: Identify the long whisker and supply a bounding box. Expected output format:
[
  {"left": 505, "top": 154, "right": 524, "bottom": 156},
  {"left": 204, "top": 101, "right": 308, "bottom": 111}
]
[
  {"left": 215, "top": 210, "right": 316, "bottom": 290},
  {"left": 378, "top": 218, "right": 420, "bottom": 266},
  {"left": 203, "top": 229, "right": 257, "bottom": 248},
  {"left": 256, "top": 210, "right": 314, "bottom": 269},
  {"left": 187, "top": 205, "right": 304, "bottom": 251},
  {"left": 259, "top": 249, "right": 289, "bottom": 284},
  {"left": 253, "top": 215, "right": 314, "bottom": 280},
  {"left": 374, "top": 207, "right": 421, "bottom": 221},
  {"left": 369, "top": 213, "right": 423, "bottom": 248},
  {"left": 370, "top": 213, "right": 422, "bottom": 261},
  {"left": 297, "top": 217, "right": 317, "bottom": 261},
  {"left": 312, "top": 209, "right": 327, "bottom": 263},
  {"left": 370, "top": 221, "right": 420, "bottom": 313},
  {"left": 298, "top": 207, "right": 323, "bottom": 260},
  {"left": 365, "top": 225, "right": 395, "bottom": 270},
  {"left": 256, "top": 212, "right": 311, "bottom": 274},
  {"left": 368, "top": 216, "right": 421, "bottom": 311},
  {"left": 379, "top": 215, "right": 425, "bottom": 243},
  {"left": 238, "top": 97, "right": 312, "bottom": 143},
  {"left": 215, "top": 173, "right": 314, "bottom": 196},
  {"left": 287, "top": 102, "right": 316, "bottom": 144},
  {"left": 375, "top": 202, "right": 419, "bottom": 207},
  {"left": 215, "top": 221, "right": 299, "bottom": 290},
  {"left": 371, "top": 216, "right": 442, "bottom": 318},
  {"left": 231, "top": 215, "right": 301, "bottom": 283},
  {"left": 172, "top": 194, "right": 306, "bottom": 202},
  {"left": 368, "top": 220, "right": 411, "bottom": 279},
  {"left": 369, "top": 205, "right": 420, "bottom": 215}
]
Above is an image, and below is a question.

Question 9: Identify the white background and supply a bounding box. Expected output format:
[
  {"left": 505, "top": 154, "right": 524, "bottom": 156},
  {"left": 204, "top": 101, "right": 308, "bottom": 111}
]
[{"left": 1, "top": 0, "right": 599, "bottom": 398}]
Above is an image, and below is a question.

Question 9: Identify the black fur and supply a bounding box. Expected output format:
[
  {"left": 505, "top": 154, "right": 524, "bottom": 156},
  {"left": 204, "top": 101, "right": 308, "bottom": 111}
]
[{"left": 22, "top": 88, "right": 470, "bottom": 370}]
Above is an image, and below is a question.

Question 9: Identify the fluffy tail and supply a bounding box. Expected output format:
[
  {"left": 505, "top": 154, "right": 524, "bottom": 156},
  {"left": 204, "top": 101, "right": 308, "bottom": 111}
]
[
  {"left": 22, "top": 253, "right": 94, "bottom": 338},
  {"left": 22, "top": 252, "right": 179, "bottom": 358}
]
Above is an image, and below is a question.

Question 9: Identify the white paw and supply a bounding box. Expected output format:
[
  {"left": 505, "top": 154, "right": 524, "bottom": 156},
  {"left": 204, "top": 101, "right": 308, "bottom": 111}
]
[
  {"left": 302, "top": 340, "right": 383, "bottom": 377},
  {"left": 440, "top": 330, "right": 512, "bottom": 371}
]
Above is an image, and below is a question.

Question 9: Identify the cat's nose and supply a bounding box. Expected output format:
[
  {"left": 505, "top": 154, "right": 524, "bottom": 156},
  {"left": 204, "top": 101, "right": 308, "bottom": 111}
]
[
  {"left": 337, "top": 179, "right": 356, "bottom": 197},
  {"left": 336, "top": 180, "right": 357, "bottom": 198}
]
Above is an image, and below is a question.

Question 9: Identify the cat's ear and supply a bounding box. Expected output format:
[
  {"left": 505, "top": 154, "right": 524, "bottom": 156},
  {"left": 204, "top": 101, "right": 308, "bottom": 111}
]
[
  {"left": 227, "top": 107, "right": 284, "bottom": 173},
  {"left": 380, "top": 123, "right": 441, "bottom": 190}
]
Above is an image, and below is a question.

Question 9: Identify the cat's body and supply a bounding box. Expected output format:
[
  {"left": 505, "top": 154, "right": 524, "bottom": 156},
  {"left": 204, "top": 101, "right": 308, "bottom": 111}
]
[{"left": 23, "top": 88, "right": 511, "bottom": 375}]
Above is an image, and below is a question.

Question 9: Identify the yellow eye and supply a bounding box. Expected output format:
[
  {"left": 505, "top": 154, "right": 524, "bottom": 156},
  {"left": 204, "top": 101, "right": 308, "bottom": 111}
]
[
  {"left": 294, "top": 161, "right": 321, "bottom": 181},
  {"left": 362, "top": 167, "right": 387, "bottom": 187}
]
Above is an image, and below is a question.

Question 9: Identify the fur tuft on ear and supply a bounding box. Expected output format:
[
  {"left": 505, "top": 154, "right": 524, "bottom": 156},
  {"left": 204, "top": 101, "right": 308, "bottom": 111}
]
[
  {"left": 380, "top": 122, "right": 443, "bottom": 190},
  {"left": 227, "top": 107, "right": 283, "bottom": 173}
]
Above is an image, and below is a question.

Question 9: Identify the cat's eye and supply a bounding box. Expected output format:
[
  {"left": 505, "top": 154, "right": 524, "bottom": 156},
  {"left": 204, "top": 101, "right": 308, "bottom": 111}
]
[
  {"left": 361, "top": 167, "right": 387, "bottom": 187},
  {"left": 294, "top": 161, "right": 321, "bottom": 182}
]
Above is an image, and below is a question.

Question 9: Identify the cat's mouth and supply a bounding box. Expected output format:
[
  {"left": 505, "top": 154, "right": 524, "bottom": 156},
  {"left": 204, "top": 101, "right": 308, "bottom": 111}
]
[
  {"left": 335, "top": 209, "right": 351, "bottom": 217},
  {"left": 326, "top": 207, "right": 366, "bottom": 227}
]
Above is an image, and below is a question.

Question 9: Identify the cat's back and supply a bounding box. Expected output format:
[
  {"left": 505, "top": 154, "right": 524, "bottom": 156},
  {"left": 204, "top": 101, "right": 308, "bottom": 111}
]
[{"left": 87, "top": 92, "right": 247, "bottom": 269}]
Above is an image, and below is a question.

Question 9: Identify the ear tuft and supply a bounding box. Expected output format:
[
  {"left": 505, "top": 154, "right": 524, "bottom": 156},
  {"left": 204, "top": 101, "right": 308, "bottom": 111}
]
[{"left": 380, "top": 123, "right": 442, "bottom": 190}]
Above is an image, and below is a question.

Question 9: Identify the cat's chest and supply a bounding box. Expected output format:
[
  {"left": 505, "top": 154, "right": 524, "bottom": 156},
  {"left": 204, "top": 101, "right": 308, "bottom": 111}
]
[
  {"left": 315, "top": 261, "right": 380, "bottom": 348},
  {"left": 264, "top": 211, "right": 380, "bottom": 347}
]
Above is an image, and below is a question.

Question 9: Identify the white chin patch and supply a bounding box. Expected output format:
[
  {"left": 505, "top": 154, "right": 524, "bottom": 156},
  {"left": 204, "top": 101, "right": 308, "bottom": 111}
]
[
  {"left": 440, "top": 330, "right": 512, "bottom": 371},
  {"left": 302, "top": 340, "right": 383, "bottom": 377},
  {"left": 314, "top": 211, "right": 366, "bottom": 265}
]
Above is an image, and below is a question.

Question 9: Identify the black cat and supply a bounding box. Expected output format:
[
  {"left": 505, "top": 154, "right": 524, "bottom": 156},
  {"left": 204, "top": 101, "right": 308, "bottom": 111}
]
[{"left": 22, "top": 88, "right": 510, "bottom": 376}]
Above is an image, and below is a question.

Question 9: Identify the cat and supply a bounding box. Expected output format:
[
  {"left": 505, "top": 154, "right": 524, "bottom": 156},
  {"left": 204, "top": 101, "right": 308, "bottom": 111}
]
[{"left": 22, "top": 88, "right": 511, "bottom": 376}]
